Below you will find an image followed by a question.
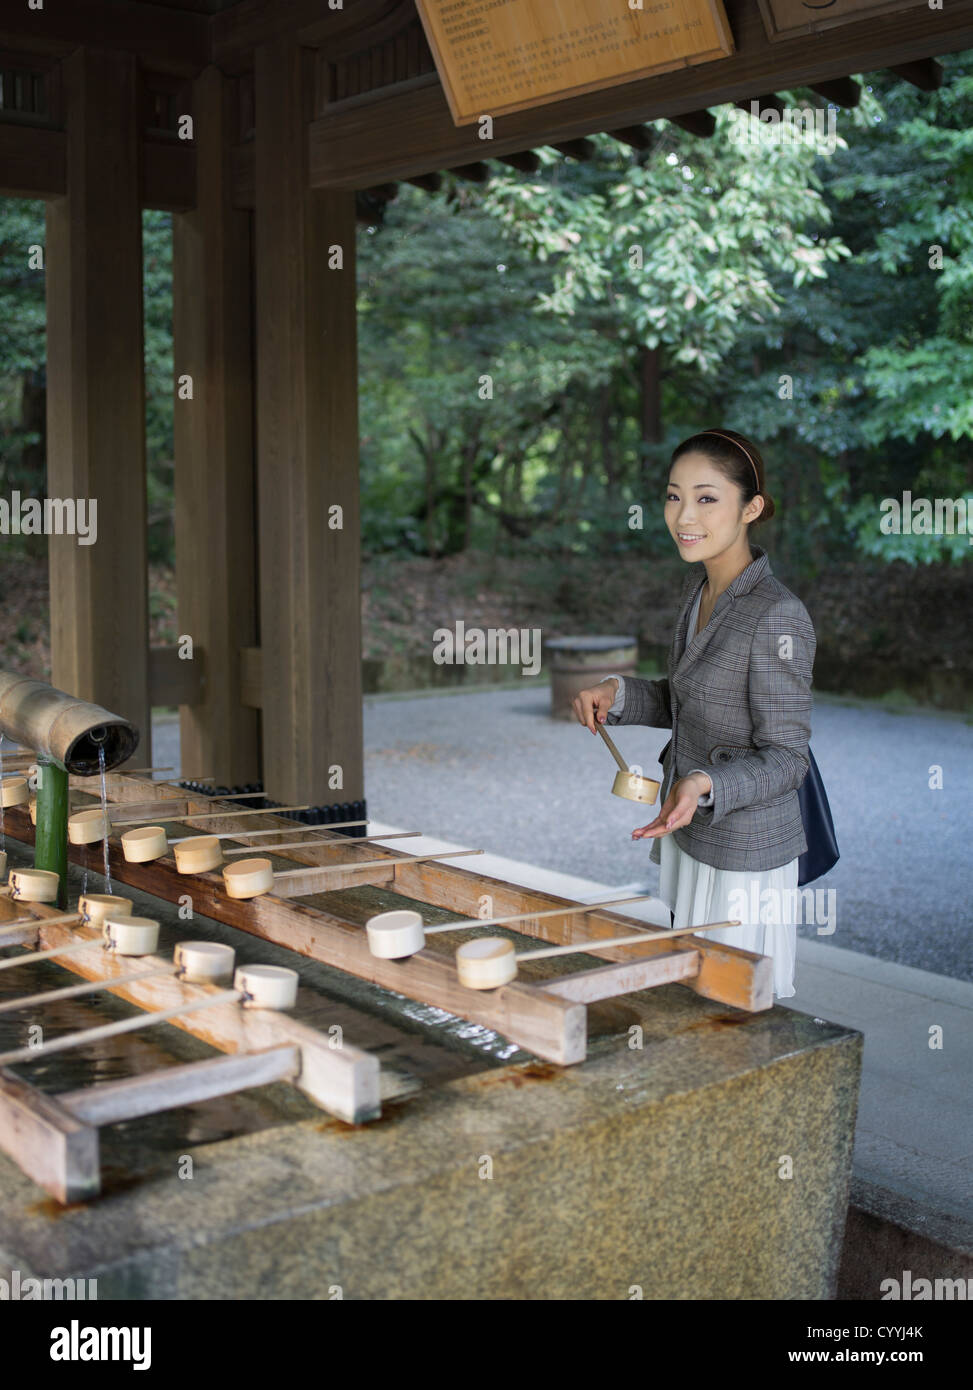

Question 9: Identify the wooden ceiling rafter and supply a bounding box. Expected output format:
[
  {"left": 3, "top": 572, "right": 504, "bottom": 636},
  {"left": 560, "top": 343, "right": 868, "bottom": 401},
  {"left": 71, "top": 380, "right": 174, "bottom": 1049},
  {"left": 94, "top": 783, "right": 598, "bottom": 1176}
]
[
  {"left": 549, "top": 137, "right": 598, "bottom": 161},
  {"left": 734, "top": 93, "right": 786, "bottom": 116},
  {"left": 668, "top": 109, "right": 717, "bottom": 138},
  {"left": 809, "top": 77, "right": 861, "bottom": 108},
  {"left": 888, "top": 58, "right": 944, "bottom": 90}
]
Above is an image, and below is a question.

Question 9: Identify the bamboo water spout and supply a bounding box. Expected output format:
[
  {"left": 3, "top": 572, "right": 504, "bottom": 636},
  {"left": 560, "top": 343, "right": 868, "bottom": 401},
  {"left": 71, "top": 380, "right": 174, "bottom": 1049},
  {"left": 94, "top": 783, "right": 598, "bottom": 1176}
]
[
  {"left": 0, "top": 670, "right": 139, "bottom": 905},
  {"left": 0, "top": 671, "right": 139, "bottom": 775}
]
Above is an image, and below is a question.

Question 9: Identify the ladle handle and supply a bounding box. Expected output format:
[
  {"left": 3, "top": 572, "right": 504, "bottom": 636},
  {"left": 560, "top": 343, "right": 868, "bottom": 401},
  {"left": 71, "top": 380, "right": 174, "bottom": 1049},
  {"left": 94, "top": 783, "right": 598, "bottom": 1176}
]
[
  {"left": 595, "top": 720, "right": 630, "bottom": 773},
  {"left": 518, "top": 919, "right": 742, "bottom": 962}
]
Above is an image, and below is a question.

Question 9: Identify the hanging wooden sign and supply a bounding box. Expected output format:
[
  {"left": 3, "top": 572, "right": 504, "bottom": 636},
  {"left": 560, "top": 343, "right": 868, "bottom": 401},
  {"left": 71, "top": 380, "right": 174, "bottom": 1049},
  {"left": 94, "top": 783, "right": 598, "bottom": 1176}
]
[
  {"left": 413, "top": 0, "right": 735, "bottom": 127},
  {"left": 757, "top": 0, "right": 926, "bottom": 42}
]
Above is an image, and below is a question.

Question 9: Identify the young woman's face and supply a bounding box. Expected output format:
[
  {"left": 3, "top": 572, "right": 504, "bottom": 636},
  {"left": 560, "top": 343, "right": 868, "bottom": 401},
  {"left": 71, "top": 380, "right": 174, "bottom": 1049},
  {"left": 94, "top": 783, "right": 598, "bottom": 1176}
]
[{"left": 665, "top": 451, "right": 760, "bottom": 560}]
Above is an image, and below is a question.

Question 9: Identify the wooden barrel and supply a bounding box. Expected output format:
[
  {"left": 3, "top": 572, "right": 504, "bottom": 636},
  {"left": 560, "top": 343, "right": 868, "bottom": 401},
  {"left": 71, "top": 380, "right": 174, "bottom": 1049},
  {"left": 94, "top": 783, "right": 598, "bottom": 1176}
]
[{"left": 544, "top": 635, "right": 638, "bottom": 720}]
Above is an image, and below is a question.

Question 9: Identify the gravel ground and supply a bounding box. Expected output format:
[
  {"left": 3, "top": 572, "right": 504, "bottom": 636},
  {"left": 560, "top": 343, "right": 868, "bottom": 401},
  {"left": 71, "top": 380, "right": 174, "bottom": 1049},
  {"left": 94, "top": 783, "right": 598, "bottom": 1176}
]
[{"left": 147, "top": 684, "right": 971, "bottom": 980}]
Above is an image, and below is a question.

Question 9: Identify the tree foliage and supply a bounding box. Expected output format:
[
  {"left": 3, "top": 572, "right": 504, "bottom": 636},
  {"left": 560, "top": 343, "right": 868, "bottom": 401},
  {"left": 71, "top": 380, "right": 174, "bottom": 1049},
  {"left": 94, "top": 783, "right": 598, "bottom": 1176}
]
[{"left": 1, "top": 56, "right": 970, "bottom": 574}]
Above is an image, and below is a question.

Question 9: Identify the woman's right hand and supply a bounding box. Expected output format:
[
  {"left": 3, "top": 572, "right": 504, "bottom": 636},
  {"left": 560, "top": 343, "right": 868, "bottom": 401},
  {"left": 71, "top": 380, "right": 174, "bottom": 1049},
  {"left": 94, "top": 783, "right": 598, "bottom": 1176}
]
[{"left": 572, "top": 679, "right": 619, "bottom": 733}]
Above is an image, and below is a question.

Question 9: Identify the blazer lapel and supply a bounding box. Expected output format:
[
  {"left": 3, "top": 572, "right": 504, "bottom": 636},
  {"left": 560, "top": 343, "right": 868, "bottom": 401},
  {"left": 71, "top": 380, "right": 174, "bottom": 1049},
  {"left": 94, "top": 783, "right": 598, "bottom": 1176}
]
[{"left": 672, "top": 544, "right": 771, "bottom": 679}]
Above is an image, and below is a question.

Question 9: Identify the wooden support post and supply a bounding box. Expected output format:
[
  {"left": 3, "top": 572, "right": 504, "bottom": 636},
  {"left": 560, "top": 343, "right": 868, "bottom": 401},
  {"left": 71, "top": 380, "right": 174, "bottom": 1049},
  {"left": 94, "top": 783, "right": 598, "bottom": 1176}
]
[
  {"left": 254, "top": 37, "right": 364, "bottom": 807},
  {"left": 173, "top": 66, "right": 260, "bottom": 788},
  {"left": 45, "top": 47, "right": 150, "bottom": 764},
  {"left": 0, "top": 1068, "right": 100, "bottom": 1204}
]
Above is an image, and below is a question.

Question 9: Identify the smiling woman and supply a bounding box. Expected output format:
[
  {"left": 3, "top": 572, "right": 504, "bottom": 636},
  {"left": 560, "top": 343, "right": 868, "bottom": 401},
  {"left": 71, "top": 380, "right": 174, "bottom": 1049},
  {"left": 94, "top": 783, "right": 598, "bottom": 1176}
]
[{"left": 572, "top": 427, "right": 815, "bottom": 1000}]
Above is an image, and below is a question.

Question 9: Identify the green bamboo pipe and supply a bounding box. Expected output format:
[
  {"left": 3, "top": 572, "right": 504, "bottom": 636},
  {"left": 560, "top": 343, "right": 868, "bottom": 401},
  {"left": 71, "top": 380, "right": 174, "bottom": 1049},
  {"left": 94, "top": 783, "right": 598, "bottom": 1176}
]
[{"left": 34, "top": 757, "right": 69, "bottom": 910}]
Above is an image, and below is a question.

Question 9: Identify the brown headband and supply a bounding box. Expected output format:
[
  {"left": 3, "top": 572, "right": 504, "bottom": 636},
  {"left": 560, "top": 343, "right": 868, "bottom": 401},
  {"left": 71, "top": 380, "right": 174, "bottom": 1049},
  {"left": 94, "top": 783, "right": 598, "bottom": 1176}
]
[{"left": 699, "top": 430, "right": 761, "bottom": 495}]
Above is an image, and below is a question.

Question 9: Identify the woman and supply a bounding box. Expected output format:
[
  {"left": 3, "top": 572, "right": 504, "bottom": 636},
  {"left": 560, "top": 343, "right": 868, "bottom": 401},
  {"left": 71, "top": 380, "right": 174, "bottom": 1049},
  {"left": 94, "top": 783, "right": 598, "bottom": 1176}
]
[{"left": 571, "top": 428, "right": 815, "bottom": 999}]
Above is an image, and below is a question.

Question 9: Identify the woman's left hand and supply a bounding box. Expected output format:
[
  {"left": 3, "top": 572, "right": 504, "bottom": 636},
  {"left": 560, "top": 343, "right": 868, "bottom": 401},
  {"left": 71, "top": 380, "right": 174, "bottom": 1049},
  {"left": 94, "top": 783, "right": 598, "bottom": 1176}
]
[{"left": 631, "top": 774, "right": 710, "bottom": 840}]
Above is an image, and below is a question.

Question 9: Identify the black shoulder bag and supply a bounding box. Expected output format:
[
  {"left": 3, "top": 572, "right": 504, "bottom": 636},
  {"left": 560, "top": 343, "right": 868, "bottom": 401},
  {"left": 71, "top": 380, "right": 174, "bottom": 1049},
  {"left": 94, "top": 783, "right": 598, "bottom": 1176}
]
[{"left": 797, "top": 747, "right": 840, "bottom": 886}]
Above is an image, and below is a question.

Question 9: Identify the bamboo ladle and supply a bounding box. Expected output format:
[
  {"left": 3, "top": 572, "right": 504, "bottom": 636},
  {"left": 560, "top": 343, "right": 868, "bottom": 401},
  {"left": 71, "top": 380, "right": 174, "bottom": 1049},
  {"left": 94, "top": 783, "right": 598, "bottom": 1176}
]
[
  {"left": 0, "top": 944, "right": 295, "bottom": 1062},
  {"left": 0, "top": 964, "right": 298, "bottom": 1068},
  {"left": 222, "top": 848, "right": 484, "bottom": 899},
  {"left": 455, "top": 918, "right": 742, "bottom": 989},
  {"left": 365, "top": 894, "right": 656, "bottom": 959},
  {"left": 595, "top": 722, "right": 660, "bottom": 804}
]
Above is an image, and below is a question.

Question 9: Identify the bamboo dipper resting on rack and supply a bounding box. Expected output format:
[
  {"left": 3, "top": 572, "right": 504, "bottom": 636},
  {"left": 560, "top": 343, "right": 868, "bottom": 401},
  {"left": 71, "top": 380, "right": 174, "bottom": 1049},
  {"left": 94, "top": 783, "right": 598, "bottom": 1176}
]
[
  {"left": 222, "top": 848, "right": 485, "bottom": 899},
  {"left": 454, "top": 918, "right": 743, "bottom": 989},
  {"left": 364, "top": 895, "right": 657, "bottom": 959},
  {"left": 0, "top": 936, "right": 299, "bottom": 1068}
]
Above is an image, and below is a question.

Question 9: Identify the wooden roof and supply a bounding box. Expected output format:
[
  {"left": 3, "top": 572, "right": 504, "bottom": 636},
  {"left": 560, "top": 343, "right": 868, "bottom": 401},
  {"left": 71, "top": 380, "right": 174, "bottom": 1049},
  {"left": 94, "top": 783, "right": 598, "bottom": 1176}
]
[{"left": 0, "top": 0, "right": 969, "bottom": 210}]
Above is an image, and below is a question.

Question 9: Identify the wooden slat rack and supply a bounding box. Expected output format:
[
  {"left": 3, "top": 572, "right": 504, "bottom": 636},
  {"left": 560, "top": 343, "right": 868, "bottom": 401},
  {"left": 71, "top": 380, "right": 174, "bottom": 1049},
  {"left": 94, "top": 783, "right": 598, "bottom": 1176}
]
[
  {"left": 0, "top": 897, "right": 382, "bottom": 1203},
  {"left": 2, "top": 768, "right": 773, "bottom": 1072}
]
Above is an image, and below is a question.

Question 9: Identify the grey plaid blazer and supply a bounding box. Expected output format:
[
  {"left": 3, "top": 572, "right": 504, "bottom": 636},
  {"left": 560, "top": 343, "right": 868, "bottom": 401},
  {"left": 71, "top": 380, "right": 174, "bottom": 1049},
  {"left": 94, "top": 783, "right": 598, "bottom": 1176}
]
[{"left": 606, "top": 543, "right": 815, "bottom": 872}]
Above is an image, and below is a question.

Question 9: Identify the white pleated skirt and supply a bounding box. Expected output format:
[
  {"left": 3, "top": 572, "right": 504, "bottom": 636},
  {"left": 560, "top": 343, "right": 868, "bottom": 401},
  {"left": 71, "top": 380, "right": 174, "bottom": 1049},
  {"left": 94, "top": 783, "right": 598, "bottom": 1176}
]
[{"left": 658, "top": 833, "right": 799, "bottom": 1000}]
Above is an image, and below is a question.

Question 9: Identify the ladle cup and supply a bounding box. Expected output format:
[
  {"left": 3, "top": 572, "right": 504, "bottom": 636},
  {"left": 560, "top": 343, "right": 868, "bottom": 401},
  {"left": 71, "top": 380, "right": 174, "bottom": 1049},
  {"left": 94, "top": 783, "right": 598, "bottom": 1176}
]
[{"left": 595, "top": 722, "right": 660, "bottom": 804}]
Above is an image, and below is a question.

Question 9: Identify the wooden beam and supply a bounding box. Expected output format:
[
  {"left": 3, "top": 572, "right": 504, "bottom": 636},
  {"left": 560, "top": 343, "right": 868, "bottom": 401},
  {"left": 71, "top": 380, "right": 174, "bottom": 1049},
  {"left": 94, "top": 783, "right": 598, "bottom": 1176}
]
[
  {"left": 46, "top": 48, "right": 150, "bottom": 763},
  {"left": 668, "top": 110, "right": 717, "bottom": 138},
  {"left": 405, "top": 171, "right": 442, "bottom": 192},
  {"left": 0, "top": 123, "right": 64, "bottom": 198},
  {"left": 212, "top": 0, "right": 402, "bottom": 72},
  {"left": 734, "top": 94, "right": 787, "bottom": 117},
  {"left": 254, "top": 38, "right": 364, "bottom": 805},
  {"left": 231, "top": 140, "right": 255, "bottom": 208},
  {"left": 495, "top": 151, "right": 541, "bottom": 174},
  {"left": 58, "top": 1046, "right": 300, "bottom": 1125},
  {"left": 448, "top": 161, "right": 491, "bottom": 181},
  {"left": 0, "top": 1068, "right": 99, "bottom": 1204},
  {"left": 550, "top": 138, "right": 597, "bottom": 160},
  {"left": 173, "top": 66, "right": 260, "bottom": 787},
  {"left": 809, "top": 78, "right": 861, "bottom": 108},
  {"left": 362, "top": 182, "right": 398, "bottom": 201},
  {"left": 148, "top": 645, "right": 204, "bottom": 708},
  {"left": 607, "top": 125, "right": 656, "bottom": 152},
  {"left": 307, "top": 0, "right": 973, "bottom": 188},
  {"left": 0, "top": 2, "right": 209, "bottom": 75},
  {"left": 540, "top": 950, "right": 701, "bottom": 1002},
  {"left": 142, "top": 138, "right": 196, "bottom": 211},
  {"left": 888, "top": 58, "right": 944, "bottom": 91},
  {"left": 240, "top": 645, "right": 262, "bottom": 709},
  {"left": 0, "top": 124, "right": 194, "bottom": 207}
]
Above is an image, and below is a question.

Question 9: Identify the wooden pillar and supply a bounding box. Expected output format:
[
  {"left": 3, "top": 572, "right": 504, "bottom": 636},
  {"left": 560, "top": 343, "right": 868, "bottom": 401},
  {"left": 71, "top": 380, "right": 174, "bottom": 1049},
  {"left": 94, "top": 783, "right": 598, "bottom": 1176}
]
[
  {"left": 172, "top": 67, "right": 259, "bottom": 786},
  {"left": 254, "top": 39, "right": 363, "bottom": 806},
  {"left": 46, "top": 48, "right": 149, "bottom": 760}
]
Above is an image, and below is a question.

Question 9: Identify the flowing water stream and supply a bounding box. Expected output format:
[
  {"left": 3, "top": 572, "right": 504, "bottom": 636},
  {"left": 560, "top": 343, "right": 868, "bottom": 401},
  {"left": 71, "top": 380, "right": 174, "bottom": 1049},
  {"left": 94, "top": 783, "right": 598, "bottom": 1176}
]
[{"left": 98, "top": 744, "right": 112, "bottom": 894}]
